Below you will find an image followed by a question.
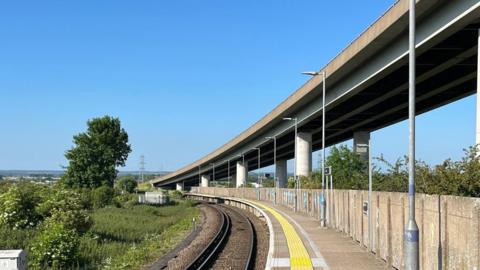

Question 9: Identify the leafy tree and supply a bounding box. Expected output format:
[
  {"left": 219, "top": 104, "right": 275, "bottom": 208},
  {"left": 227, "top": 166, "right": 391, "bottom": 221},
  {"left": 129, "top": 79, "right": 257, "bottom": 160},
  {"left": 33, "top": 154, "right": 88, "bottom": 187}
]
[
  {"left": 326, "top": 145, "right": 367, "bottom": 190},
  {"left": 62, "top": 116, "right": 131, "bottom": 188},
  {"left": 116, "top": 175, "right": 138, "bottom": 193}
]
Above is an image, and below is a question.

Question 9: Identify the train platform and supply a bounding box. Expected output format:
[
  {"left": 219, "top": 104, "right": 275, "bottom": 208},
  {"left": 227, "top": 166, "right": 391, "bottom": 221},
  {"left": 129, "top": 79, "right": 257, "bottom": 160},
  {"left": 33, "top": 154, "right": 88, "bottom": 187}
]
[{"left": 246, "top": 199, "right": 387, "bottom": 270}]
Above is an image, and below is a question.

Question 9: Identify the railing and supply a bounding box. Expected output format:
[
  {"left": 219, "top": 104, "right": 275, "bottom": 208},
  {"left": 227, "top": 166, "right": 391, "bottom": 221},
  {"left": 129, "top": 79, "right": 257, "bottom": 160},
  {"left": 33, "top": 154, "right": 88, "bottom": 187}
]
[{"left": 191, "top": 187, "right": 480, "bottom": 270}]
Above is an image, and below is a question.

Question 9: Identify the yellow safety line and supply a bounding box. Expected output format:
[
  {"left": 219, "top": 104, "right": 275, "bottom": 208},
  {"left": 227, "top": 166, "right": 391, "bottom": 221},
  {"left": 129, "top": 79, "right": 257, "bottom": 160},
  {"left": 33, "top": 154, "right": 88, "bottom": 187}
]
[{"left": 246, "top": 200, "right": 313, "bottom": 270}]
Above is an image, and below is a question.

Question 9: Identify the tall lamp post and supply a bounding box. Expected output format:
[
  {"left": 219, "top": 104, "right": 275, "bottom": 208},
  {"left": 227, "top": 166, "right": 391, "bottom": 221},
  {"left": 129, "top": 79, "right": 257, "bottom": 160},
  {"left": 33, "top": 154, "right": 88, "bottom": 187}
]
[
  {"left": 227, "top": 159, "right": 231, "bottom": 188},
  {"left": 198, "top": 165, "right": 201, "bottom": 187},
  {"left": 302, "top": 70, "right": 327, "bottom": 227},
  {"left": 405, "top": 0, "right": 419, "bottom": 268},
  {"left": 253, "top": 147, "right": 261, "bottom": 200},
  {"left": 265, "top": 136, "right": 277, "bottom": 204},
  {"left": 283, "top": 117, "right": 298, "bottom": 212},
  {"left": 357, "top": 141, "right": 373, "bottom": 251},
  {"left": 253, "top": 147, "right": 261, "bottom": 186},
  {"left": 210, "top": 162, "right": 215, "bottom": 188}
]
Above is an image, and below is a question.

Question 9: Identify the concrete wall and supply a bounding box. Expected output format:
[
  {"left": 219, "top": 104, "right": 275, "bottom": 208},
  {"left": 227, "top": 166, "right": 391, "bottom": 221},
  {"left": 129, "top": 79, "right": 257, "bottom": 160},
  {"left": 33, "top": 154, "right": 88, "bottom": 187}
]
[{"left": 191, "top": 187, "right": 480, "bottom": 270}]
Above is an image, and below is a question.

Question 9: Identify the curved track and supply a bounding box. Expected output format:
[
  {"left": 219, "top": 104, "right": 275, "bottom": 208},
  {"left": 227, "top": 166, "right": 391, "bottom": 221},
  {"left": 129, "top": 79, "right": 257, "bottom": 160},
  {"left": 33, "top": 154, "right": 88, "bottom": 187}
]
[{"left": 185, "top": 203, "right": 255, "bottom": 270}]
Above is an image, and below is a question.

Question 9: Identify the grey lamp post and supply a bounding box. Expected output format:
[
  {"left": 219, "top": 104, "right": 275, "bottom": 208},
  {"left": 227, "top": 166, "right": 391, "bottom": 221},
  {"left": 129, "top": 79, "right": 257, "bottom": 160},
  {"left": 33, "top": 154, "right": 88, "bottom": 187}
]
[
  {"left": 253, "top": 147, "right": 261, "bottom": 185},
  {"left": 227, "top": 159, "right": 231, "bottom": 188},
  {"left": 265, "top": 136, "right": 277, "bottom": 204},
  {"left": 283, "top": 117, "right": 298, "bottom": 212},
  {"left": 405, "top": 0, "right": 419, "bottom": 268},
  {"left": 302, "top": 70, "right": 327, "bottom": 226},
  {"left": 253, "top": 147, "right": 261, "bottom": 200},
  {"left": 210, "top": 162, "right": 215, "bottom": 187},
  {"left": 357, "top": 141, "right": 373, "bottom": 251}
]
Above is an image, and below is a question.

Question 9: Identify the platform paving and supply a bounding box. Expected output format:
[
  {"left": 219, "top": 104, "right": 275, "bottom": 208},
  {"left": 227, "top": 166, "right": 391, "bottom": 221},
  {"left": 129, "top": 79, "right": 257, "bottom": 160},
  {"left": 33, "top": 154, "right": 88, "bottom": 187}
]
[{"left": 251, "top": 199, "right": 387, "bottom": 270}]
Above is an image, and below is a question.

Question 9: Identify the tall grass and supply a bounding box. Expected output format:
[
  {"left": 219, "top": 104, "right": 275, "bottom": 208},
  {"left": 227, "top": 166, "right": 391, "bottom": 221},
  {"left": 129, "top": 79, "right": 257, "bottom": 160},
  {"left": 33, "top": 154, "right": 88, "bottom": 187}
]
[
  {"left": 77, "top": 201, "right": 198, "bottom": 269},
  {"left": 0, "top": 200, "right": 198, "bottom": 269}
]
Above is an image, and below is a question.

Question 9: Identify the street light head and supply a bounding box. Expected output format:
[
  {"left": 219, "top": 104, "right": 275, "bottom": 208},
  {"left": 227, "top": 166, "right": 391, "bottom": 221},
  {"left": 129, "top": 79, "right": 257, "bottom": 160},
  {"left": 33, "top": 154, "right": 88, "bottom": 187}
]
[
  {"left": 283, "top": 117, "right": 292, "bottom": 121},
  {"left": 301, "top": 71, "right": 320, "bottom": 76}
]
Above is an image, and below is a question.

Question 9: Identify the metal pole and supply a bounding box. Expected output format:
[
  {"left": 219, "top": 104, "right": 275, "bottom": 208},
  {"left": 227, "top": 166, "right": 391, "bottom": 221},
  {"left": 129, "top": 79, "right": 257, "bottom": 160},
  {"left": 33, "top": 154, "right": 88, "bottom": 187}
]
[
  {"left": 228, "top": 159, "right": 230, "bottom": 188},
  {"left": 476, "top": 29, "right": 480, "bottom": 146},
  {"left": 274, "top": 137, "right": 277, "bottom": 204},
  {"left": 368, "top": 138, "right": 374, "bottom": 251},
  {"left": 212, "top": 163, "right": 215, "bottom": 184},
  {"left": 198, "top": 166, "right": 201, "bottom": 187},
  {"left": 258, "top": 148, "right": 261, "bottom": 186},
  {"left": 321, "top": 70, "right": 327, "bottom": 227},
  {"left": 329, "top": 174, "right": 334, "bottom": 228},
  {"left": 243, "top": 154, "right": 246, "bottom": 198},
  {"left": 294, "top": 118, "right": 298, "bottom": 212},
  {"left": 405, "top": 0, "right": 419, "bottom": 268}
]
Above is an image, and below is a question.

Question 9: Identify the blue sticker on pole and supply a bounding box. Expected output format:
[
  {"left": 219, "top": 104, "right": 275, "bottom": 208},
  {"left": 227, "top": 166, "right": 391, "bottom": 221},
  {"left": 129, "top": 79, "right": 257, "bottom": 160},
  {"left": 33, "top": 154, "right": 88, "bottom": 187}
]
[
  {"left": 405, "top": 229, "right": 419, "bottom": 242},
  {"left": 319, "top": 193, "right": 325, "bottom": 204},
  {"left": 408, "top": 183, "right": 415, "bottom": 196}
]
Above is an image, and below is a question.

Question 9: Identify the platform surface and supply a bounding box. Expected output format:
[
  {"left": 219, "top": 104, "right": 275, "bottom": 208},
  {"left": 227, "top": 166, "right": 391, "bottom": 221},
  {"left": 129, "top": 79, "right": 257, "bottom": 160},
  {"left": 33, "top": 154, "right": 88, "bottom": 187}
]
[{"left": 247, "top": 199, "right": 387, "bottom": 270}]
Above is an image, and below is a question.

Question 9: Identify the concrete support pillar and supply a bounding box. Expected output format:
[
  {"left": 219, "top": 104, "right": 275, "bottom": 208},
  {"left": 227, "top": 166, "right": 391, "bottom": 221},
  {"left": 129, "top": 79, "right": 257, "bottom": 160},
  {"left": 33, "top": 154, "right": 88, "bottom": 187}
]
[
  {"left": 176, "top": 182, "right": 184, "bottom": 191},
  {"left": 276, "top": 159, "right": 288, "bottom": 188},
  {"left": 476, "top": 29, "right": 480, "bottom": 146},
  {"left": 236, "top": 161, "right": 248, "bottom": 187},
  {"left": 353, "top": 131, "right": 370, "bottom": 164},
  {"left": 296, "top": 132, "right": 312, "bottom": 177},
  {"left": 201, "top": 175, "right": 210, "bottom": 187}
]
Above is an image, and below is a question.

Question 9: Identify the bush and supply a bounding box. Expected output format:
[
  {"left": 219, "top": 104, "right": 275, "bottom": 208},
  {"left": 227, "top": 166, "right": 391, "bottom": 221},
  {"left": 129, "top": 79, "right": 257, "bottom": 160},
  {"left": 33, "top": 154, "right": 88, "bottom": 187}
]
[
  {"left": 116, "top": 176, "right": 138, "bottom": 193},
  {"left": 0, "top": 184, "right": 43, "bottom": 229},
  {"left": 169, "top": 190, "right": 183, "bottom": 199},
  {"left": 92, "top": 186, "right": 115, "bottom": 208},
  {"left": 112, "top": 193, "right": 137, "bottom": 208},
  {"left": 30, "top": 221, "right": 80, "bottom": 269},
  {"left": 36, "top": 188, "right": 92, "bottom": 234}
]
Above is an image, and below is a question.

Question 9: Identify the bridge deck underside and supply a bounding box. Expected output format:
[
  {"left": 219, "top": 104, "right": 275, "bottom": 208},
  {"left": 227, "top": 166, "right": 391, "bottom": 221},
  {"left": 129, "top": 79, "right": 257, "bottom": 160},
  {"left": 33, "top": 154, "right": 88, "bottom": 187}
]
[{"left": 161, "top": 19, "right": 480, "bottom": 188}]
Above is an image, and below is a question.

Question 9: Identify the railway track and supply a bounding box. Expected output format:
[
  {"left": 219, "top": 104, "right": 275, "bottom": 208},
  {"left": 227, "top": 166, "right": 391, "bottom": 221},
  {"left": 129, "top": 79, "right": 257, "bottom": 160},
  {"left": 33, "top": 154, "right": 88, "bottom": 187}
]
[{"left": 185, "top": 203, "right": 255, "bottom": 270}]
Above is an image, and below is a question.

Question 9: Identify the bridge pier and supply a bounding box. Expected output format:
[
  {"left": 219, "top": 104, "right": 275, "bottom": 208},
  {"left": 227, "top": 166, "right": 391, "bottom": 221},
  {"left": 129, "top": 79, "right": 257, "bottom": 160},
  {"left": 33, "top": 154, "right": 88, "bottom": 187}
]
[
  {"left": 276, "top": 159, "right": 288, "bottom": 188},
  {"left": 296, "top": 132, "right": 312, "bottom": 177},
  {"left": 176, "top": 182, "right": 184, "bottom": 191},
  {"left": 201, "top": 175, "right": 210, "bottom": 187},
  {"left": 236, "top": 161, "right": 248, "bottom": 187}
]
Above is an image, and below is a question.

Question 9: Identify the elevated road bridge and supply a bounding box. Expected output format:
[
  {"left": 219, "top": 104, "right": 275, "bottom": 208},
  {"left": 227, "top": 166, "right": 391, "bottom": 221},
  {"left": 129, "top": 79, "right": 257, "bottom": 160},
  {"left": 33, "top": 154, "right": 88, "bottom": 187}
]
[{"left": 152, "top": 0, "right": 480, "bottom": 189}]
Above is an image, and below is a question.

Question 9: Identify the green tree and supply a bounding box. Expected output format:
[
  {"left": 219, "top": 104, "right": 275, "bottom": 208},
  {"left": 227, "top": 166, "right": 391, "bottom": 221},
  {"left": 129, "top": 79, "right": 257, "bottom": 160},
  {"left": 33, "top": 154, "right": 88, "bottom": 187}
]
[
  {"left": 116, "top": 175, "right": 138, "bottom": 193},
  {"left": 326, "top": 145, "right": 367, "bottom": 190},
  {"left": 62, "top": 116, "right": 132, "bottom": 188}
]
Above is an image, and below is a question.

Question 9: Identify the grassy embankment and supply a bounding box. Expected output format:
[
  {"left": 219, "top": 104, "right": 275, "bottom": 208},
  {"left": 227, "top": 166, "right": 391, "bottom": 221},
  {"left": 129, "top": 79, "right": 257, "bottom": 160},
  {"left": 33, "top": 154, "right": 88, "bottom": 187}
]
[{"left": 0, "top": 199, "right": 198, "bottom": 269}]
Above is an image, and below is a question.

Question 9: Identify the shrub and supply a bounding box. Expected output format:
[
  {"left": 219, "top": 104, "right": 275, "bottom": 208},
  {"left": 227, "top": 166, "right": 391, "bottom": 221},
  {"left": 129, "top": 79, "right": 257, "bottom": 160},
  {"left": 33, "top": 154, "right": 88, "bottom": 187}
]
[
  {"left": 30, "top": 221, "right": 80, "bottom": 269},
  {"left": 36, "top": 188, "right": 92, "bottom": 234},
  {"left": 112, "top": 193, "right": 137, "bottom": 208},
  {"left": 92, "top": 186, "right": 115, "bottom": 208},
  {"left": 116, "top": 176, "right": 138, "bottom": 193},
  {"left": 0, "top": 184, "right": 42, "bottom": 229},
  {"left": 169, "top": 190, "right": 183, "bottom": 199}
]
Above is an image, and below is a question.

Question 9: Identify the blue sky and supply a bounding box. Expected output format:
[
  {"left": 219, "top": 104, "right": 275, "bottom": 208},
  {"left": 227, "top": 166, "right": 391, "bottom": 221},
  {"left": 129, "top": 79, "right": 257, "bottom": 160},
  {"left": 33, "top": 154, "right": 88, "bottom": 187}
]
[{"left": 0, "top": 1, "right": 476, "bottom": 171}]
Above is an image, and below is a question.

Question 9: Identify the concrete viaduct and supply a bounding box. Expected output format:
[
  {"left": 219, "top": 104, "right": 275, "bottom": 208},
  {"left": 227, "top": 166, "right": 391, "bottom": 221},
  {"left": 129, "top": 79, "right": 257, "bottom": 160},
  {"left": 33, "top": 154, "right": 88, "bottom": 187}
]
[{"left": 152, "top": 0, "right": 480, "bottom": 191}]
